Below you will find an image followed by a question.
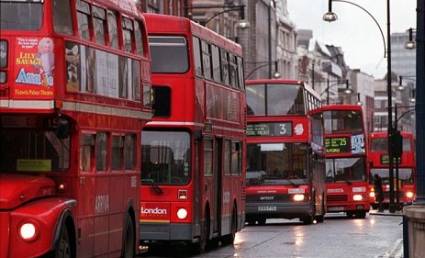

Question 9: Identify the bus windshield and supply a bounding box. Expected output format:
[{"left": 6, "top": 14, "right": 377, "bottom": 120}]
[
  {"left": 371, "top": 137, "right": 411, "bottom": 152},
  {"left": 0, "top": 0, "right": 43, "bottom": 30},
  {"left": 149, "top": 36, "right": 189, "bottom": 73},
  {"left": 142, "top": 131, "right": 191, "bottom": 185},
  {"left": 246, "top": 143, "right": 308, "bottom": 186},
  {"left": 370, "top": 168, "right": 413, "bottom": 184},
  {"left": 247, "top": 84, "right": 305, "bottom": 116},
  {"left": 323, "top": 110, "right": 363, "bottom": 134},
  {"left": 326, "top": 157, "right": 366, "bottom": 182},
  {"left": 0, "top": 116, "right": 70, "bottom": 173}
]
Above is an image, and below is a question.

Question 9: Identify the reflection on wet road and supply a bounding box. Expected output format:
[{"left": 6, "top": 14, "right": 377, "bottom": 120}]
[{"left": 141, "top": 213, "right": 402, "bottom": 258}]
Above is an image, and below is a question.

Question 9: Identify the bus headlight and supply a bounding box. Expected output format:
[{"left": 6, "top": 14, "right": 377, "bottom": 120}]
[
  {"left": 353, "top": 194, "right": 363, "bottom": 201},
  {"left": 177, "top": 208, "right": 188, "bottom": 219},
  {"left": 293, "top": 194, "right": 305, "bottom": 202},
  {"left": 19, "top": 223, "right": 37, "bottom": 241},
  {"left": 369, "top": 192, "right": 375, "bottom": 198},
  {"left": 406, "top": 191, "right": 414, "bottom": 199}
]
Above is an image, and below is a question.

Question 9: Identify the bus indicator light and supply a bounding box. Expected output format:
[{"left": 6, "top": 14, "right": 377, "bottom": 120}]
[{"left": 178, "top": 190, "right": 188, "bottom": 200}]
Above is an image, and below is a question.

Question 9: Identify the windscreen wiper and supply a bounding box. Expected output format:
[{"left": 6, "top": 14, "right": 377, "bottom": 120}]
[{"left": 141, "top": 178, "right": 164, "bottom": 194}]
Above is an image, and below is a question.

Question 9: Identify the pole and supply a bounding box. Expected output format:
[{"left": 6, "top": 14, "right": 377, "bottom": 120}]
[
  {"left": 415, "top": 0, "right": 425, "bottom": 205},
  {"left": 268, "top": 2, "right": 272, "bottom": 79},
  {"left": 312, "top": 61, "right": 315, "bottom": 89},
  {"left": 386, "top": 0, "right": 395, "bottom": 213},
  {"left": 327, "top": 77, "right": 330, "bottom": 104},
  {"left": 395, "top": 104, "right": 400, "bottom": 209}
]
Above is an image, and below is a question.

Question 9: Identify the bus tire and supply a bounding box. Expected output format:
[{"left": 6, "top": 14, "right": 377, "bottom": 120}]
[
  {"left": 194, "top": 209, "right": 210, "bottom": 253},
  {"left": 122, "top": 214, "right": 135, "bottom": 258},
  {"left": 301, "top": 215, "right": 314, "bottom": 225},
  {"left": 355, "top": 211, "right": 367, "bottom": 219},
  {"left": 54, "top": 224, "right": 72, "bottom": 258},
  {"left": 315, "top": 199, "right": 325, "bottom": 223},
  {"left": 257, "top": 218, "right": 266, "bottom": 225}
]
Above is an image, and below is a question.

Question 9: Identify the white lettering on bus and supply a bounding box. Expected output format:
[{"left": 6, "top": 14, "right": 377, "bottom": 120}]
[{"left": 141, "top": 207, "right": 167, "bottom": 215}]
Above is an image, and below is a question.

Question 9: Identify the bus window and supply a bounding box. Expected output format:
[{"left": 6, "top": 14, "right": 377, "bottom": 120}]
[
  {"left": 224, "top": 140, "right": 231, "bottom": 175},
  {"left": 149, "top": 36, "right": 189, "bottom": 73},
  {"left": 112, "top": 135, "right": 124, "bottom": 170},
  {"left": 96, "top": 132, "right": 108, "bottom": 171},
  {"left": 211, "top": 45, "right": 221, "bottom": 82},
  {"left": 134, "top": 21, "right": 144, "bottom": 55},
  {"left": 231, "top": 141, "right": 242, "bottom": 175},
  {"left": 220, "top": 49, "right": 230, "bottom": 85},
  {"left": 92, "top": 6, "right": 106, "bottom": 45},
  {"left": 204, "top": 140, "right": 213, "bottom": 176},
  {"left": 132, "top": 60, "right": 141, "bottom": 100},
  {"left": 107, "top": 11, "right": 119, "bottom": 48},
  {"left": 266, "top": 84, "right": 305, "bottom": 115},
  {"left": 246, "top": 84, "right": 265, "bottom": 116},
  {"left": 124, "top": 134, "right": 136, "bottom": 170},
  {"left": 237, "top": 57, "right": 244, "bottom": 89},
  {"left": 53, "top": 0, "right": 73, "bottom": 35},
  {"left": 201, "top": 41, "right": 212, "bottom": 80},
  {"left": 229, "top": 54, "right": 238, "bottom": 88},
  {"left": 77, "top": 0, "right": 91, "bottom": 40},
  {"left": 323, "top": 110, "right": 362, "bottom": 134},
  {"left": 122, "top": 18, "right": 134, "bottom": 52},
  {"left": 80, "top": 134, "right": 95, "bottom": 172},
  {"left": 192, "top": 37, "right": 203, "bottom": 76},
  {"left": 0, "top": 0, "right": 42, "bottom": 30}
]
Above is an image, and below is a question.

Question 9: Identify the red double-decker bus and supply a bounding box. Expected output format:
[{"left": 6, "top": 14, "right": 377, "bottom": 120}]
[
  {"left": 368, "top": 131, "right": 416, "bottom": 206},
  {"left": 0, "top": 1, "right": 152, "bottom": 257},
  {"left": 310, "top": 105, "right": 370, "bottom": 218},
  {"left": 140, "top": 14, "right": 246, "bottom": 251},
  {"left": 245, "top": 79, "right": 326, "bottom": 225}
]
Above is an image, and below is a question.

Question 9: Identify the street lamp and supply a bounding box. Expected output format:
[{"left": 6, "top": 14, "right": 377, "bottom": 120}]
[
  {"left": 318, "top": 79, "right": 352, "bottom": 104},
  {"left": 323, "top": 0, "right": 396, "bottom": 213},
  {"left": 245, "top": 61, "right": 280, "bottom": 80},
  {"left": 323, "top": 0, "right": 338, "bottom": 22},
  {"left": 405, "top": 28, "right": 416, "bottom": 49},
  {"left": 356, "top": 93, "right": 362, "bottom": 106}
]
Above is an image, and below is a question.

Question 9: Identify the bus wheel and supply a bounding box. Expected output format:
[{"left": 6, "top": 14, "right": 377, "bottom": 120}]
[
  {"left": 122, "top": 215, "right": 135, "bottom": 258},
  {"left": 194, "top": 211, "right": 210, "bottom": 253},
  {"left": 355, "top": 211, "right": 367, "bottom": 219},
  {"left": 301, "top": 215, "right": 314, "bottom": 225},
  {"left": 315, "top": 199, "right": 325, "bottom": 223},
  {"left": 55, "top": 225, "right": 72, "bottom": 258}
]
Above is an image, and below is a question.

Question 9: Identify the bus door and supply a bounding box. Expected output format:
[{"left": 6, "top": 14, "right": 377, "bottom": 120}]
[
  {"left": 193, "top": 136, "right": 201, "bottom": 235},
  {"left": 213, "top": 138, "right": 223, "bottom": 234}
]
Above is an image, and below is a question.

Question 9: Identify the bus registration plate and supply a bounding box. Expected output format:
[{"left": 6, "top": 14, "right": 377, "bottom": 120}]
[
  {"left": 258, "top": 206, "right": 277, "bottom": 212},
  {"left": 328, "top": 206, "right": 345, "bottom": 212}
]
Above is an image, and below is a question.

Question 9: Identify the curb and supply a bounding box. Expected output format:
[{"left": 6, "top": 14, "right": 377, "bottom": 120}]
[
  {"left": 376, "top": 238, "right": 403, "bottom": 258},
  {"left": 369, "top": 212, "right": 403, "bottom": 217}
]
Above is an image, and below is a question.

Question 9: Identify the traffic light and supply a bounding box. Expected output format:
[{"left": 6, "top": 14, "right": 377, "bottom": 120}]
[{"left": 391, "top": 130, "right": 403, "bottom": 158}]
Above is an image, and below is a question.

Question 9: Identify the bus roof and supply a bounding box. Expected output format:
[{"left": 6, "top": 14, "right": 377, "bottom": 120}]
[
  {"left": 94, "top": 0, "right": 142, "bottom": 19},
  {"left": 369, "top": 131, "right": 415, "bottom": 138},
  {"left": 144, "top": 13, "right": 242, "bottom": 56},
  {"left": 310, "top": 104, "right": 363, "bottom": 114}
]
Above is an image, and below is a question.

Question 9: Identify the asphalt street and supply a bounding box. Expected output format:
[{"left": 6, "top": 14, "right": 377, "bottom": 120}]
[{"left": 141, "top": 212, "right": 403, "bottom": 258}]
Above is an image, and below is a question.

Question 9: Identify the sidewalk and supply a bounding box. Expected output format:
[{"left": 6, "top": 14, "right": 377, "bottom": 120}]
[{"left": 369, "top": 209, "right": 403, "bottom": 217}]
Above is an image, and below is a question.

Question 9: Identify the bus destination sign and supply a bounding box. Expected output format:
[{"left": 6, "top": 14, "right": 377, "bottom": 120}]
[
  {"left": 246, "top": 122, "right": 292, "bottom": 137},
  {"left": 325, "top": 137, "right": 351, "bottom": 154}
]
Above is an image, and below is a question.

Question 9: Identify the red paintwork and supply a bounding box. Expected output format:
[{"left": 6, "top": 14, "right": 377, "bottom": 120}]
[
  {"left": 141, "top": 14, "right": 246, "bottom": 242},
  {"left": 0, "top": 1, "right": 151, "bottom": 257},
  {"left": 368, "top": 131, "right": 416, "bottom": 204},
  {"left": 310, "top": 105, "right": 371, "bottom": 213},
  {"left": 245, "top": 79, "right": 326, "bottom": 220}
]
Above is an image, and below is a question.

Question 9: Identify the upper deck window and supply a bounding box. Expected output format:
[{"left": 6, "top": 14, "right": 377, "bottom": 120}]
[
  {"left": 247, "top": 83, "right": 305, "bottom": 116},
  {"left": 323, "top": 110, "right": 362, "bottom": 134},
  {"left": 0, "top": 0, "right": 43, "bottom": 30},
  {"left": 107, "top": 11, "right": 119, "bottom": 48},
  {"left": 122, "top": 18, "right": 134, "bottom": 52},
  {"left": 53, "top": 0, "right": 73, "bottom": 35},
  {"left": 77, "top": 0, "right": 91, "bottom": 40},
  {"left": 92, "top": 6, "right": 106, "bottom": 45},
  {"left": 149, "top": 36, "right": 189, "bottom": 73},
  {"left": 134, "top": 21, "right": 144, "bottom": 56}
]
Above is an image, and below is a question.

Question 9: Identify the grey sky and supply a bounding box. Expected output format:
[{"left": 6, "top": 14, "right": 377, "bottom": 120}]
[{"left": 287, "top": 0, "right": 416, "bottom": 78}]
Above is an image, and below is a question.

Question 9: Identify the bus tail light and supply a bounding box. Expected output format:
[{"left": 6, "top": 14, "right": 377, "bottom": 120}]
[
  {"left": 293, "top": 194, "right": 305, "bottom": 202},
  {"left": 353, "top": 194, "right": 363, "bottom": 201},
  {"left": 178, "top": 190, "right": 188, "bottom": 200},
  {"left": 406, "top": 191, "right": 414, "bottom": 199},
  {"left": 177, "top": 208, "right": 188, "bottom": 219},
  {"left": 19, "top": 223, "right": 38, "bottom": 241}
]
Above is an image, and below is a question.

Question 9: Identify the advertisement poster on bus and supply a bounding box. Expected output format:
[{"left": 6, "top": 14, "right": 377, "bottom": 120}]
[{"left": 13, "top": 37, "right": 54, "bottom": 99}]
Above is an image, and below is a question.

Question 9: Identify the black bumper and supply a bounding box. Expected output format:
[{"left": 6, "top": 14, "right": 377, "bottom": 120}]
[
  {"left": 140, "top": 222, "right": 194, "bottom": 241},
  {"left": 246, "top": 202, "right": 313, "bottom": 219}
]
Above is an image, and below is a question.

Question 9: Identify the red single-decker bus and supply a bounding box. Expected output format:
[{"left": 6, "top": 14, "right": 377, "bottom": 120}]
[
  {"left": 310, "top": 105, "right": 370, "bottom": 218},
  {"left": 245, "top": 79, "right": 326, "bottom": 225},
  {"left": 140, "top": 14, "right": 246, "bottom": 252},
  {"left": 0, "top": 1, "right": 152, "bottom": 257},
  {"left": 368, "top": 131, "right": 416, "bottom": 206}
]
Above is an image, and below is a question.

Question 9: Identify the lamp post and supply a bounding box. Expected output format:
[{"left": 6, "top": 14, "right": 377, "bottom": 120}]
[
  {"left": 318, "top": 79, "right": 352, "bottom": 104},
  {"left": 245, "top": 61, "right": 280, "bottom": 80},
  {"left": 323, "top": 0, "right": 396, "bottom": 213}
]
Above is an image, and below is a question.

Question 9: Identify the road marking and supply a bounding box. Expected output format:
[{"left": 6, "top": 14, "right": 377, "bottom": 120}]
[{"left": 376, "top": 238, "right": 403, "bottom": 258}]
